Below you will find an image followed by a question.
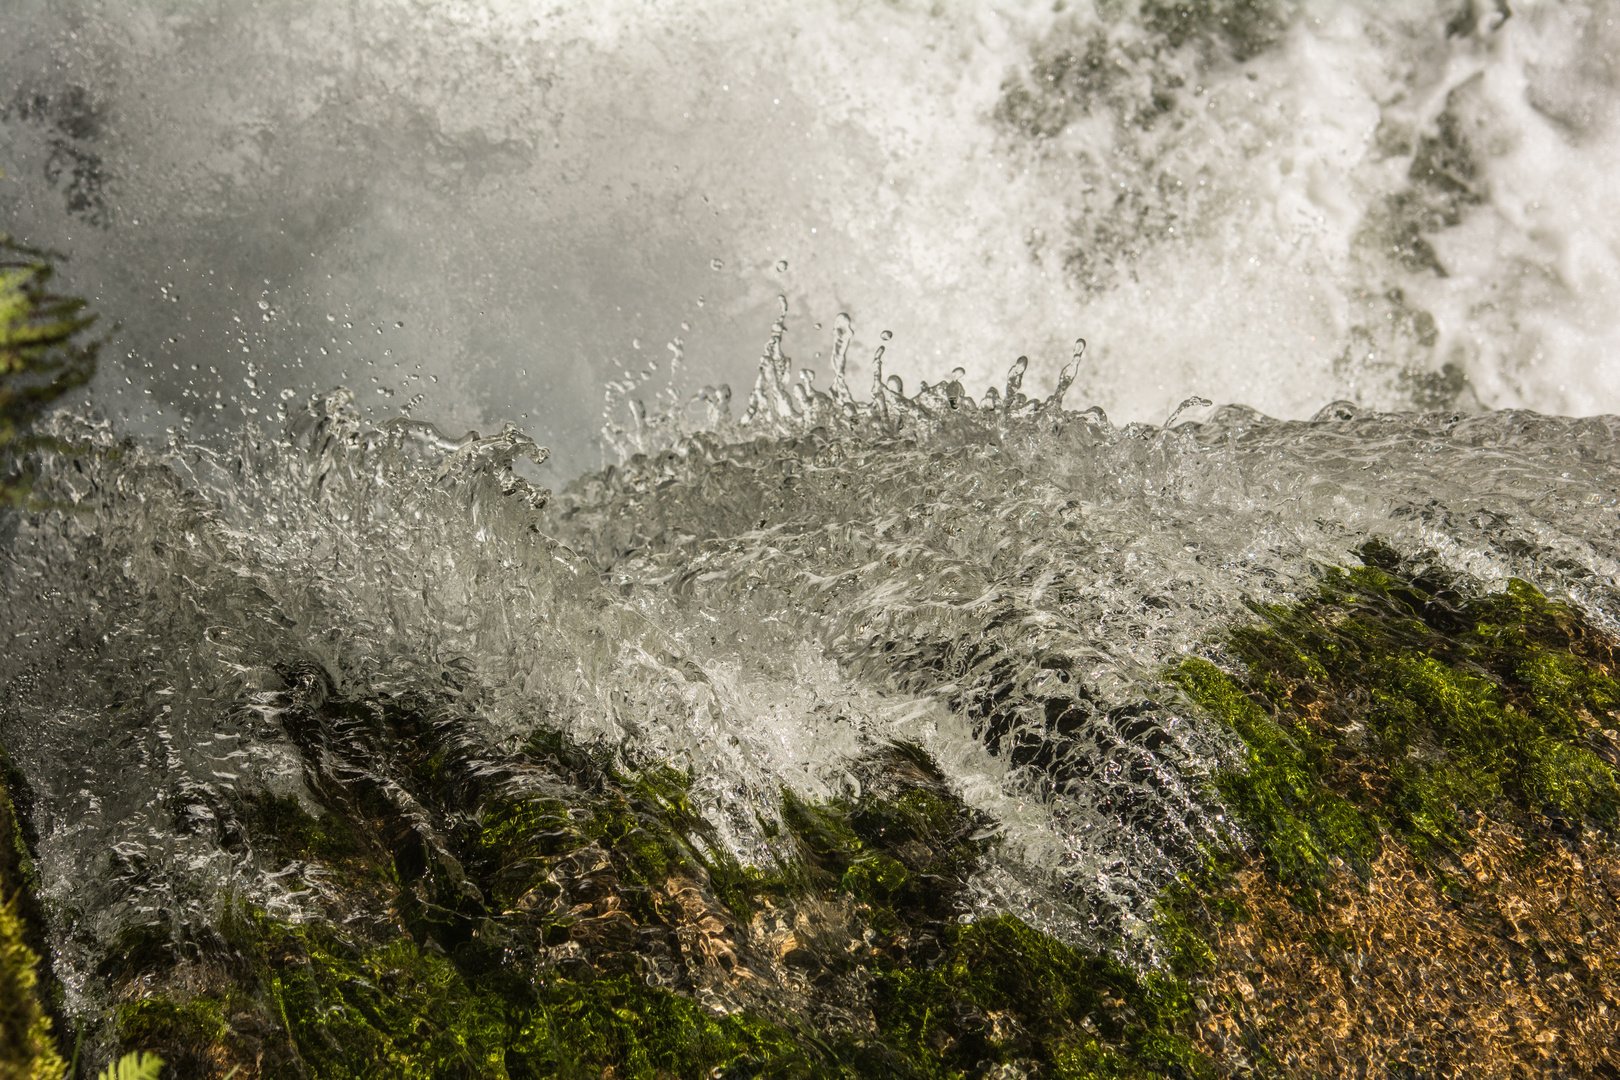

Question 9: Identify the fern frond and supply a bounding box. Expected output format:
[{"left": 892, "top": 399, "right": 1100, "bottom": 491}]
[{"left": 96, "top": 1050, "right": 164, "bottom": 1080}]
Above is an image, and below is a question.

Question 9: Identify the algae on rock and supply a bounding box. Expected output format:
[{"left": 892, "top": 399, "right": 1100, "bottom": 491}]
[
  {"left": 92, "top": 664, "right": 1211, "bottom": 1080},
  {"left": 1164, "top": 541, "right": 1620, "bottom": 1076}
]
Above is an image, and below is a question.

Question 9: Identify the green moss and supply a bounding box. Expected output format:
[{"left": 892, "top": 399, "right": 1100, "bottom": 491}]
[
  {"left": 97, "top": 923, "right": 179, "bottom": 984},
  {"left": 0, "top": 739, "right": 64, "bottom": 1080},
  {"left": 1171, "top": 543, "right": 1620, "bottom": 901},
  {"left": 510, "top": 976, "right": 831, "bottom": 1080},
  {"left": 471, "top": 732, "right": 771, "bottom": 926},
  {"left": 1171, "top": 658, "right": 1379, "bottom": 899},
  {"left": 869, "top": 915, "right": 1209, "bottom": 1080},
  {"left": 0, "top": 896, "right": 64, "bottom": 1080},
  {"left": 114, "top": 997, "right": 226, "bottom": 1078},
  {"left": 105, "top": 684, "right": 1214, "bottom": 1080},
  {"left": 249, "top": 922, "right": 509, "bottom": 1079},
  {"left": 237, "top": 792, "right": 370, "bottom": 868},
  {"left": 169, "top": 903, "right": 840, "bottom": 1080},
  {"left": 1153, "top": 856, "right": 1246, "bottom": 980}
]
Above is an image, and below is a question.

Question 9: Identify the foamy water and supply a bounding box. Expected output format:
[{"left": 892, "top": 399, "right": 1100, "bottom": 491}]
[
  {"left": 2, "top": 1, "right": 1619, "bottom": 478},
  {"left": 5, "top": 0, "right": 1620, "bottom": 1045},
  {"left": 3, "top": 371, "right": 1617, "bottom": 1014}
]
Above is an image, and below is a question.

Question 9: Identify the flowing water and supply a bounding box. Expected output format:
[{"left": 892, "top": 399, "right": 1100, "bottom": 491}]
[
  {"left": 4, "top": 0, "right": 1620, "bottom": 1071},
  {"left": 4, "top": 337, "right": 1619, "bottom": 1023}
]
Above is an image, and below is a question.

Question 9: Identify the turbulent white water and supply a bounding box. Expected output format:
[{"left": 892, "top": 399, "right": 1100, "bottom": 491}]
[
  {"left": 4, "top": 0, "right": 1620, "bottom": 1031},
  {"left": 3, "top": 365, "right": 1617, "bottom": 1012},
  {"left": 3, "top": 1, "right": 1620, "bottom": 478}
]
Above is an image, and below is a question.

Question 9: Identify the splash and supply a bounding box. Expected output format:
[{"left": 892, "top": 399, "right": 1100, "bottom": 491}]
[{"left": 5, "top": 323, "right": 1619, "bottom": 1030}]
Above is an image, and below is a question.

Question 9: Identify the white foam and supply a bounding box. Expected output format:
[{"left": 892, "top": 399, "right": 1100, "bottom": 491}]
[{"left": 2, "top": 1, "right": 1618, "bottom": 472}]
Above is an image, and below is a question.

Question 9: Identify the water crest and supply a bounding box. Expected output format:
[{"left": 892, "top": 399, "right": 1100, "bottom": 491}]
[{"left": 5, "top": 336, "right": 1618, "bottom": 1037}]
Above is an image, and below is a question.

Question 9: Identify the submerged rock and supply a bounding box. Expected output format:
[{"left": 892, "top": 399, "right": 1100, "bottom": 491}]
[
  {"left": 94, "top": 673, "right": 1205, "bottom": 1079},
  {"left": 1167, "top": 543, "right": 1620, "bottom": 1076}
]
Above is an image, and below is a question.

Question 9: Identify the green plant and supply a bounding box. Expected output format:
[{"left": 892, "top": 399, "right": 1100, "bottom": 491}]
[
  {"left": 0, "top": 235, "right": 100, "bottom": 506},
  {"left": 95, "top": 1051, "right": 162, "bottom": 1080}
]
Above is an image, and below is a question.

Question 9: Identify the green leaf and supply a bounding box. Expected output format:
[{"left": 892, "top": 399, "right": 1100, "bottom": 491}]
[{"left": 96, "top": 1050, "right": 164, "bottom": 1080}]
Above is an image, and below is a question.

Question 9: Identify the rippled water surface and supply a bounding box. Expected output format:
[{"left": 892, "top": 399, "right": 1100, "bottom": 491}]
[{"left": 4, "top": 344, "right": 1617, "bottom": 1017}]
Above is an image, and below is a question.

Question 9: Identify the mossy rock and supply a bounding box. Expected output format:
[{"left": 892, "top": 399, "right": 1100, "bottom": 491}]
[
  {"left": 1170, "top": 544, "right": 1620, "bottom": 899},
  {"left": 1162, "top": 540, "right": 1620, "bottom": 1074},
  {"left": 90, "top": 666, "right": 1209, "bottom": 1080}
]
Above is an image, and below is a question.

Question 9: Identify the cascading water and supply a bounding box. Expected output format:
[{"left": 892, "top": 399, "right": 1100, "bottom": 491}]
[
  {"left": 5, "top": 1, "right": 1620, "bottom": 1077},
  {"left": 5, "top": 296, "right": 1620, "bottom": 1070}
]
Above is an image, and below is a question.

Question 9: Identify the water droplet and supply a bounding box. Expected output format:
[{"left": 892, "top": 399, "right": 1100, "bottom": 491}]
[
  {"left": 1163, "top": 395, "right": 1214, "bottom": 429},
  {"left": 775, "top": 259, "right": 788, "bottom": 272},
  {"left": 886, "top": 374, "right": 904, "bottom": 394},
  {"left": 396, "top": 321, "right": 405, "bottom": 328},
  {"left": 1003, "top": 357, "right": 1028, "bottom": 405},
  {"left": 632, "top": 338, "right": 641, "bottom": 350},
  {"left": 710, "top": 259, "right": 725, "bottom": 271},
  {"left": 950, "top": 367, "right": 966, "bottom": 381},
  {"left": 880, "top": 330, "right": 893, "bottom": 342},
  {"left": 256, "top": 299, "right": 269, "bottom": 311},
  {"left": 696, "top": 296, "right": 705, "bottom": 307},
  {"left": 680, "top": 322, "right": 691, "bottom": 331}
]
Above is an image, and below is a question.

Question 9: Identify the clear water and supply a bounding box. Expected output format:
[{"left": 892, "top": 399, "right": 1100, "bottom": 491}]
[
  {"left": 3, "top": 0, "right": 1620, "bottom": 1037},
  {"left": 4, "top": 354, "right": 1618, "bottom": 1014}
]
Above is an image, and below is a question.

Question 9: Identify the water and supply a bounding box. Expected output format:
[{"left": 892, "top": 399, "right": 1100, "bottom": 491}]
[
  {"left": 4, "top": 0, "right": 1620, "bottom": 1069},
  {"left": 2, "top": 2, "right": 1620, "bottom": 479},
  {"left": 4, "top": 340, "right": 1618, "bottom": 1021}
]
